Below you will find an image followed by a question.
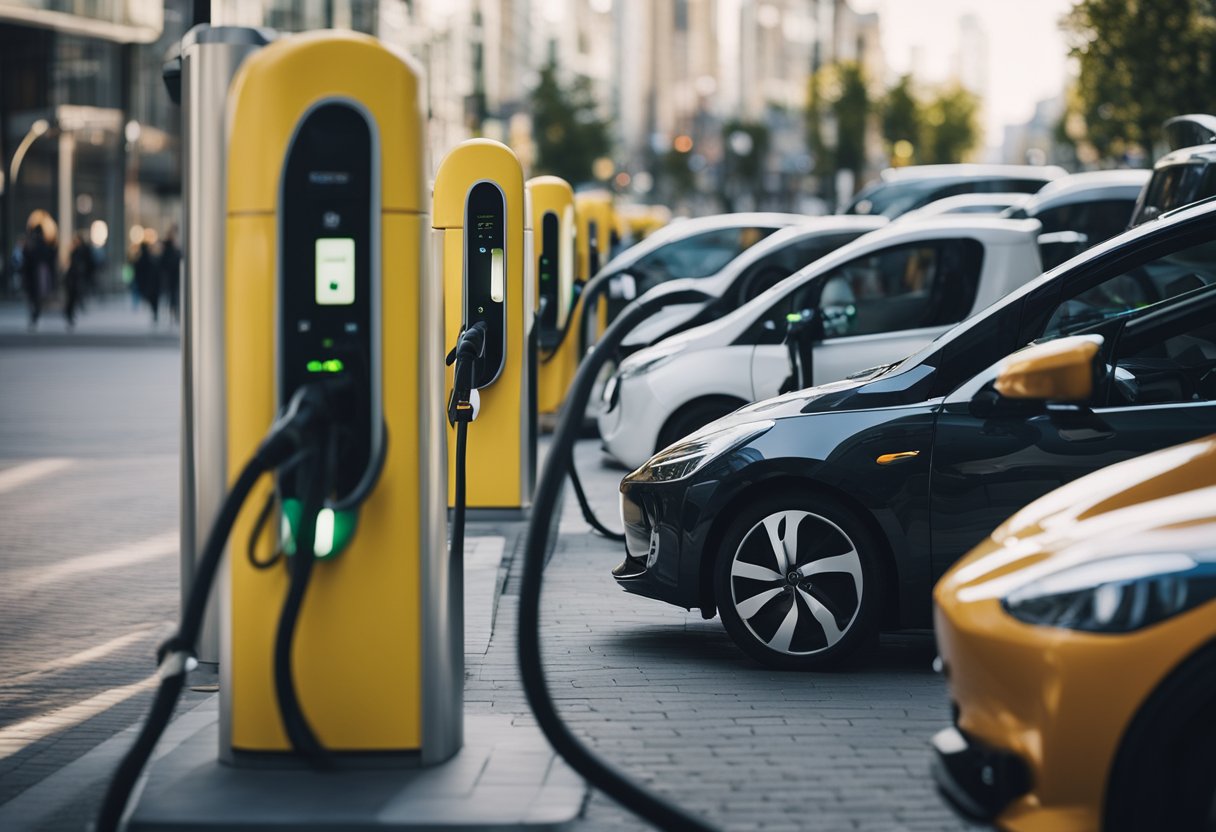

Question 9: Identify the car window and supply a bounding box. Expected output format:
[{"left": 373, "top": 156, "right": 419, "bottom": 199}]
[
  {"left": 738, "top": 238, "right": 984, "bottom": 345},
  {"left": 734, "top": 233, "right": 865, "bottom": 304},
  {"left": 816, "top": 239, "right": 984, "bottom": 338},
  {"left": 630, "top": 226, "right": 777, "bottom": 291},
  {"left": 1035, "top": 199, "right": 1137, "bottom": 244},
  {"left": 1104, "top": 289, "right": 1216, "bottom": 406},
  {"left": 1042, "top": 236, "right": 1216, "bottom": 338},
  {"left": 1134, "top": 163, "right": 1216, "bottom": 225}
]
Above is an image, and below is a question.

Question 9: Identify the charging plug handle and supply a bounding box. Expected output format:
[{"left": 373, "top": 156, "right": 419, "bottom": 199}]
[{"left": 447, "top": 322, "right": 488, "bottom": 424}]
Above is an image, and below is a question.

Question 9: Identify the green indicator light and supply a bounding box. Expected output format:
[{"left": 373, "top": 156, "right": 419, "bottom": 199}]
[
  {"left": 306, "top": 358, "right": 345, "bottom": 373},
  {"left": 281, "top": 499, "right": 358, "bottom": 560},
  {"left": 786, "top": 312, "right": 803, "bottom": 322}
]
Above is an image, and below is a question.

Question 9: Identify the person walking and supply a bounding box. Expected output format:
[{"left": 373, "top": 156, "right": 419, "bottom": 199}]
[
  {"left": 20, "top": 222, "right": 55, "bottom": 331},
  {"left": 132, "top": 238, "right": 160, "bottom": 325},
  {"left": 159, "top": 227, "right": 182, "bottom": 325},
  {"left": 64, "top": 233, "right": 93, "bottom": 329}
]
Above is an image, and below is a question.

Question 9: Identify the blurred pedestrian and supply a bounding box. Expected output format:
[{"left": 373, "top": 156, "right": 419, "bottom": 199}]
[
  {"left": 132, "top": 237, "right": 160, "bottom": 325},
  {"left": 64, "top": 232, "right": 94, "bottom": 329},
  {"left": 159, "top": 226, "right": 181, "bottom": 325},
  {"left": 20, "top": 220, "right": 56, "bottom": 331}
]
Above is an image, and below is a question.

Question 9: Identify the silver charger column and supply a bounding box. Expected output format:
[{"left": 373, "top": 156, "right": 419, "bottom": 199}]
[{"left": 179, "top": 25, "right": 273, "bottom": 668}]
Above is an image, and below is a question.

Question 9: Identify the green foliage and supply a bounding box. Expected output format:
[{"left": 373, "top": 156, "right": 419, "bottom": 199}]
[
  {"left": 529, "top": 58, "right": 613, "bottom": 184},
  {"left": 921, "top": 85, "right": 980, "bottom": 164},
  {"left": 881, "top": 74, "right": 922, "bottom": 161},
  {"left": 805, "top": 69, "right": 833, "bottom": 176},
  {"left": 833, "top": 62, "right": 870, "bottom": 174},
  {"left": 1064, "top": 0, "right": 1216, "bottom": 158}
]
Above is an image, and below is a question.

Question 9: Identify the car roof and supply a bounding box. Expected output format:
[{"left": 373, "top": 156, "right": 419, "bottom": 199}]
[
  {"left": 599, "top": 212, "right": 812, "bottom": 272},
  {"left": 898, "top": 192, "right": 1031, "bottom": 220},
  {"left": 877, "top": 163, "right": 1067, "bottom": 183},
  {"left": 708, "top": 216, "right": 890, "bottom": 277},
  {"left": 1152, "top": 143, "right": 1216, "bottom": 169},
  {"left": 703, "top": 216, "right": 1043, "bottom": 336},
  {"left": 1017, "top": 169, "right": 1151, "bottom": 214}
]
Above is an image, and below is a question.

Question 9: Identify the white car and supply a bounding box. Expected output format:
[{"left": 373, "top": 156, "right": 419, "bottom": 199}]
[
  {"left": 599, "top": 216, "right": 1046, "bottom": 469},
  {"left": 896, "top": 192, "right": 1031, "bottom": 221},
  {"left": 842, "top": 164, "right": 1066, "bottom": 217},
  {"left": 621, "top": 216, "right": 888, "bottom": 350},
  {"left": 595, "top": 212, "right": 812, "bottom": 315}
]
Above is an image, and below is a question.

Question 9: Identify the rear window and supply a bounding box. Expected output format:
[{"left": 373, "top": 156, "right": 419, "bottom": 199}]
[{"left": 1133, "top": 163, "right": 1216, "bottom": 225}]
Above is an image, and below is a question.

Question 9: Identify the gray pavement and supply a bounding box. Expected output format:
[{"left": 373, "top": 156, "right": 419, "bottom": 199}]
[{"left": 0, "top": 336, "right": 976, "bottom": 831}]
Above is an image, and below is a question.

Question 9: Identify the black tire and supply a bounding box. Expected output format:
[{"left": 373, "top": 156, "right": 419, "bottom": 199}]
[
  {"left": 1104, "top": 640, "right": 1216, "bottom": 832},
  {"left": 656, "top": 397, "right": 745, "bottom": 454},
  {"left": 712, "top": 489, "right": 883, "bottom": 671}
]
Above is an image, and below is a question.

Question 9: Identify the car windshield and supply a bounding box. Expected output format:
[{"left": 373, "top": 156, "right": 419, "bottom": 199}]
[
  {"left": 844, "top": 180, "right": 943, "bottom": 217},
  {"left": 628, "top": 226, "right": 777, "bottom": 292}
]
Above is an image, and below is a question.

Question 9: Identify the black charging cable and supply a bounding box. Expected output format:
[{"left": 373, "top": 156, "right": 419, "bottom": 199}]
[
  {"left": 518, "top": 287, "right": 717, "bottom": 832},
  {"left": 566, "top": 461, "right": 625, "bottom": 542},
  {"left": 95, "top": 381, "right": 346, "bottom": 832},
  {"left": 446, "top": 322, "right": 488, "bottom": 562},
  {"left": 271, "top": 432, "right": 333, "bottom": 770}
]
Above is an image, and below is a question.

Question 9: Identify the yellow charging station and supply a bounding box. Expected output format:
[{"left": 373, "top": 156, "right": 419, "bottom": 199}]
[
  {"left": 527, "top": 176, "right": 580, "bottom": 415},
  {"left": 575, "top": 190, "right": 615, "bottom": 342},
  {"left": 434, "top": 140, "right": 534, "bottom": 512},
  {"left": 222, "top": 31, "right": 459, "bottom": 764}
]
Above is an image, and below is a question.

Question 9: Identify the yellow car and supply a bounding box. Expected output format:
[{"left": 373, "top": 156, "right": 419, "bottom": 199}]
[{"left": 933, "top": 343, "right": 1216, "bottom": 831}]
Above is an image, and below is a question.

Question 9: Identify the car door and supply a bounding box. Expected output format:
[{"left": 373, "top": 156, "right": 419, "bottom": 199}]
[
  {"left": 747, "top": 238, "right": 985, "bottom": 399},
  {"left": 928, "top": 286, "right": 1216, "bottom": 581}
]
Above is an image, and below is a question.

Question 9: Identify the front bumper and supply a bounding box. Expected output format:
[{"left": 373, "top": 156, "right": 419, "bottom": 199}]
[
  {"left": 597, "top": 373, "right": 668, "bottom": 470},
  {"left": 931, "top": 726, "right": 1032, "bottom": 822},
  {"left": 612, "top": 476, "right": 709, "bottom": 612}
]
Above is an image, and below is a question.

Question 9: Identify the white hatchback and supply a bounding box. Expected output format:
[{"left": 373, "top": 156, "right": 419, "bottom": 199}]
[{"left": 599, "top": 217, "right": 1046, "bottom": 469}]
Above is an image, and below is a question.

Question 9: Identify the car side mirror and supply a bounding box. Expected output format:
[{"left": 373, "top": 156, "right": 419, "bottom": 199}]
[
  {"left": 993, "top": 334, "right": 1104, "bottom": 403},
  {"left": 1037, "top": 230, "right": 1089, "bottom": 270}
]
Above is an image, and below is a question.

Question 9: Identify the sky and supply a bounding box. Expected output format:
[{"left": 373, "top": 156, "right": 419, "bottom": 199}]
[{"left": 851, "top": 0, "right": 1077, "bottom": 148}]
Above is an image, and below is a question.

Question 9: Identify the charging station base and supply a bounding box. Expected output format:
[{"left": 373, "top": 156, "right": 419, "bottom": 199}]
[{"left": 126, "top": 698, "right": 585, "bottom": 831}]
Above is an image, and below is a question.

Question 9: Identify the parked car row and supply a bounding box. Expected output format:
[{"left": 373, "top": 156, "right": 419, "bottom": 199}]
[{"left": 591, "top": 117, "right": 1216, "bottom": 831}]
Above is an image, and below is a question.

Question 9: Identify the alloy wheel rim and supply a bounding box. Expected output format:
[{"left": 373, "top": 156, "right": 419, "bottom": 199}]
[{"left": 729, "top": 509, "right": 863, "bottom": 656}]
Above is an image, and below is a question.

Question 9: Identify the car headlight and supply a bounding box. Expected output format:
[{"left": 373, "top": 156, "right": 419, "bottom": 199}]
[
  {"left": 1002, "top": 552, "right": 1216, "bottom": 633},
  {"left": 617, "top": 342, "right": 685, "bottom": 380},
  {"left": 630, "top": 420, "right": 773, "bottom": 483}
]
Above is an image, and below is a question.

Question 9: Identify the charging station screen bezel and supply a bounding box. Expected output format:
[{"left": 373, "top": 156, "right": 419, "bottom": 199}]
[
  {"left": 464, "top": 180, "right": 508, "bottom": 389},
  {"left": 279, "top": 101, "right": 379, "bottom": 505}
]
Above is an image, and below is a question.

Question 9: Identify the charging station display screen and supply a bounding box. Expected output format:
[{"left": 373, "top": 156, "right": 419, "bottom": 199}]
[{"left": 315, "top": 238, "right": 356, "bottom": 305}]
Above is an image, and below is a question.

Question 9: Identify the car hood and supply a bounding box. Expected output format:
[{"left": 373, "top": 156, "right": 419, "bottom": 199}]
[{"left": 937, "top": 435, "right": 1216, "bottom": 603}]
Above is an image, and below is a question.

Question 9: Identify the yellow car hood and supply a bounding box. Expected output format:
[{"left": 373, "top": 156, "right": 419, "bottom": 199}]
[{"left": 939, "top": 434, "right": 1216, "bottom": 601}]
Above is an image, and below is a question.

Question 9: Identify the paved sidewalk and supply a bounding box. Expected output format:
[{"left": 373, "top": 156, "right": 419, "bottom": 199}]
[{"left": 0, "top": 296, "right": 178, "bottom": 347}]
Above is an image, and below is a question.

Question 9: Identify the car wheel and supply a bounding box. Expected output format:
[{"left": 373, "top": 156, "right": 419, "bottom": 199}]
[
  {"left": 656, "top": 397, "right": 744, "bottom": 454},
  {"left": 713, "top": 491, "right": 882, "bottom": 670},
  {"left": 1104, "top": 642, "right": 1216, "bottom": 832}
]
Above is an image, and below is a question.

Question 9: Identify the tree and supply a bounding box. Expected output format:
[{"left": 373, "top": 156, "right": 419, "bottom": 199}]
[
  {"left": 921, "top": 85, "right": 979, "bottom": 164},
  {"left": 833, "top": 62, "right": 869, "bottom": 179},
  {"left": 528, "top": 58, "right": 613, "bottom": 184},
  {"left": 881, "top": 74, "right": 922, "bottom": 163},
  {"left": 1064, "top": 0, "right": 1216, "bottom": 159}
]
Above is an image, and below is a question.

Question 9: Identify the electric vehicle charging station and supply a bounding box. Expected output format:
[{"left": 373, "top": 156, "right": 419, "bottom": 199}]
[
  {"left": 575, "top": 190, "right": 615, "bottom": 345},
  {"left": 434, "top": 139, "right": 535, "bottom": 514},
  {"left": 527, "top": 175, "right": 580, "bottom": 416},
  {"left": 175, "top": 24, "right": 274, "bottom": 669},
  {"left": 219, "top": 30, "right": 457, "bottom": 763}
]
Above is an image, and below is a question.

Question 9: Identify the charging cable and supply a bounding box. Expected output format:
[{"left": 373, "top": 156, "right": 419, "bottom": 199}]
[
  {"left": 518, "top": 287, "right": 718, "bottom": 832},
  {"left": 447, "top": 322, "right": 488, "bottom": 563},
  {"left": 95, "top": 380, "right": 352, "bottom": 832}
]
